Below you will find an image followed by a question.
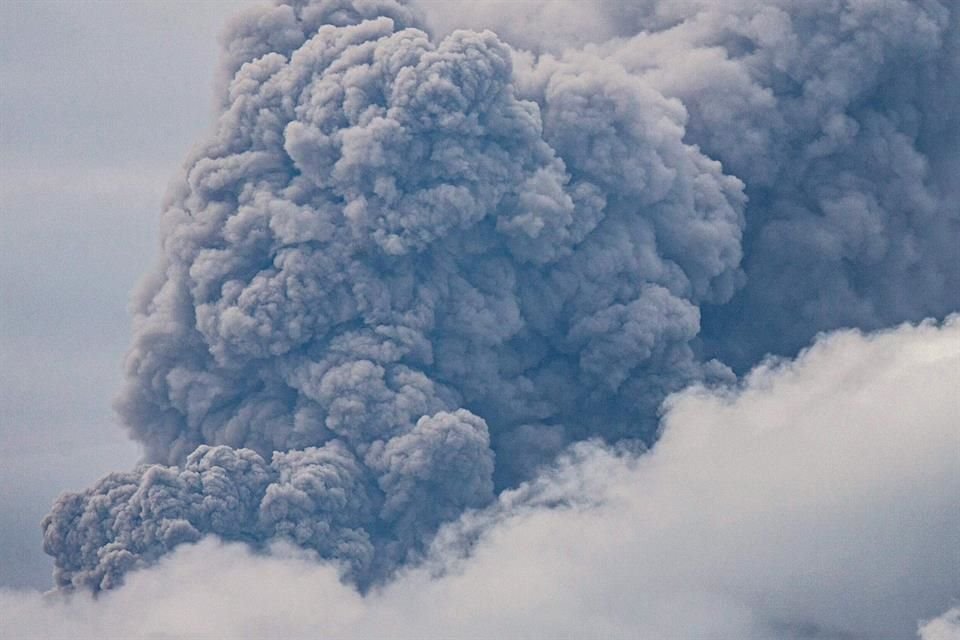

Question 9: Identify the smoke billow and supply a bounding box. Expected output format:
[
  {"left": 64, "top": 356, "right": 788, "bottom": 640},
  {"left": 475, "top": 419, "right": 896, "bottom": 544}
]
[{"left": 41, "top": 0, "right": 959, "bottom": 595}]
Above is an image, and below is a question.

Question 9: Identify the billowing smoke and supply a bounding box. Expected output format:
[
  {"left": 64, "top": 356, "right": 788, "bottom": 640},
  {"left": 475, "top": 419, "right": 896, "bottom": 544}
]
[
  {"left": 617, "top": 0, "right": 960, "bottom": 367},
  {"left": 42, "top": 0, "right": 959, "bottom": 594},
  {"left": 427, "top": 0, "right": 960, "bottom": 366}
]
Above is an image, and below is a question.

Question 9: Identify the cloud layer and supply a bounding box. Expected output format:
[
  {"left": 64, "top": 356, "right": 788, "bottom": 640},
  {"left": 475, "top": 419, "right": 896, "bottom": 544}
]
[{"left": 9, "top": 316, "right": 960, "bottom": 639}]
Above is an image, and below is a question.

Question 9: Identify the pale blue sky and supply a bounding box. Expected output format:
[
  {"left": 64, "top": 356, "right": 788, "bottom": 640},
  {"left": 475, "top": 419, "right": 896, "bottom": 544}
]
[{"left": 0, "top": 0, "right": 258, "bottom": 588}]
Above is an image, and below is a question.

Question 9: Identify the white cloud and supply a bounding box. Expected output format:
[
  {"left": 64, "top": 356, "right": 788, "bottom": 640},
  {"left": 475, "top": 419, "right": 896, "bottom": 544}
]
[
  {"left": 2, "top": 316, "right": 957, "bottom": 639},
  {"left": 920, "top": 608, "right": 960, "bottom": 640}
]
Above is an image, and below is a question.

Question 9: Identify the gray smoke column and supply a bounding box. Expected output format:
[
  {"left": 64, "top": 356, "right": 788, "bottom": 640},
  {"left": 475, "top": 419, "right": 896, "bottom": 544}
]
[
  {"left": 595, "top": 0, "right": 960, "bottom": 367},
  {"left": 43, "top": 0, "right": 744, "bottom": 591},
  {"left": 42, "top": 0, "right": 959, "bottom": 592}
]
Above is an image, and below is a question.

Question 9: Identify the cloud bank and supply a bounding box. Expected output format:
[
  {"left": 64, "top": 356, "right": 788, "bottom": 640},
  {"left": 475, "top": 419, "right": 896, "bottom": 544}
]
[
  {"left": 31, "top": 0, "right": 960, "bottom": 627},
  {"left": 8, "top": 316, "right": 960, "bottom": 639}
]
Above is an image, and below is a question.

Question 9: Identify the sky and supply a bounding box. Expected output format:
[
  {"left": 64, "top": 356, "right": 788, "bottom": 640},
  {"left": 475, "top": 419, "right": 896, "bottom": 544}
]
[
  {"left": 0, "top": 0, "right": 258, "bottom": 588},
  {"left": 0, "top": 1, "right": 958, "bottom": 638}
]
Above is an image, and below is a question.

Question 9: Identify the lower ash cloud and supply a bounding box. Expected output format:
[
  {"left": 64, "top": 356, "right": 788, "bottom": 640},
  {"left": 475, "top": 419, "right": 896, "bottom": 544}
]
[
  {"left": 42, "top": 0, "right": 960, "bottom": 594},
  {"left": 44, "top": 410, "right": 491, "bottom": 590}
]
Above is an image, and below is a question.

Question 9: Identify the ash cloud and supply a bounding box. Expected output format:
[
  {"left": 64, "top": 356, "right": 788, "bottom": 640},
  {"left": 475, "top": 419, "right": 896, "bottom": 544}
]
[
  {"left": 41, "top": 0, "right": 960, "bottom": 596},
  {"left": 426, "top": 0, "right": 960, "bottom": 367}
]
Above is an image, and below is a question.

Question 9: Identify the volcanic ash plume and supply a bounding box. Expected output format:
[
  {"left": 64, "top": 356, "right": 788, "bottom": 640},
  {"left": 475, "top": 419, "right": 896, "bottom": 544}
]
[
  {"left": 42, "top": 0, "right": 959, "bottom": 592},
  {"left": 43, "top": 0, "right": 744, "bottom": 591},
  {"left": 427, "top": 0, "right": 960, "bottom": 366}
]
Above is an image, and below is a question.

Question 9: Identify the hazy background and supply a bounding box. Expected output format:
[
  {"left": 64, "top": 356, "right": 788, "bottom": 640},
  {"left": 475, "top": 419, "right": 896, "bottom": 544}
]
[{"left": 0, "top": 0, "right": 258, "bottom": 589}]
